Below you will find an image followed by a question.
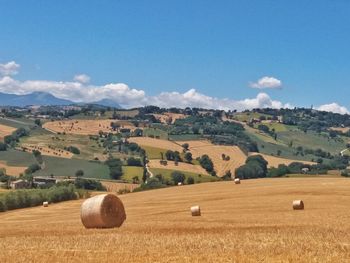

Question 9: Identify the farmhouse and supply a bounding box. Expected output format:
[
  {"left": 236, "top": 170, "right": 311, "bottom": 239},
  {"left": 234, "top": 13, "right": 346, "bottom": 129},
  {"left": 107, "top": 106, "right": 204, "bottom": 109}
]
[
  {"left": 33, "top": 177, "right": 57, "bottom": 187},
  {"left": 10, "top": 179, "right": 30, "bottom": 189}
]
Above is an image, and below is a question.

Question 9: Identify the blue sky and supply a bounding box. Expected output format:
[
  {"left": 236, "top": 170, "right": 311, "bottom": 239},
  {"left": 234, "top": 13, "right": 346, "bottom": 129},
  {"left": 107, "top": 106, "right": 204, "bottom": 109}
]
[{"left": 0, "top": 0, "right": 349, "bottom": 112}]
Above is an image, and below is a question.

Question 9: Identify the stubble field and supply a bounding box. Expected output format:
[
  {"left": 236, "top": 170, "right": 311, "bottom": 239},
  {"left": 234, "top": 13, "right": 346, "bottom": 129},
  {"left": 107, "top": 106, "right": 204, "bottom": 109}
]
[{"left": 1, "top": 178, "right": 350, "bottom": 262}]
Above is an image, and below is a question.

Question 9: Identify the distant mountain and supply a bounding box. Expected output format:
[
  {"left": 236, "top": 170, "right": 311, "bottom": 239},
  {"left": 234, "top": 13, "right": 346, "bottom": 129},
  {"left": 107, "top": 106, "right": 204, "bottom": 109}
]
[
  {"left": 0, "top": 92, "right": 122, "bottom": 108},
  {"left": 0, "top": 92, "right": 73, "bottom": 106},
  {"left": 91, "top": 99, "right": 122, "bottom": 108}
]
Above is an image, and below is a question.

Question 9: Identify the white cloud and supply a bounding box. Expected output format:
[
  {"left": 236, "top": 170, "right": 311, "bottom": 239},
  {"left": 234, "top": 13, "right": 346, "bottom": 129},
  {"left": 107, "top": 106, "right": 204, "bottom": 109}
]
[
  {"left": 250, "top": 76, "right": 282, "bottom": 89},
  {"left": 74, "top": 74, "right": 90, "bottom": 84},
  {"left": 0, "top": 60, "right": 293, "bottom": 110},
  {"left": 0, "top": 61, "right": 20, "bottom": 76},
  {"left": 147, "top": 89, "right": 291, "bottom": 111},
  {"left": 317, "top": 103, "right": 349, "bottom": 115}
]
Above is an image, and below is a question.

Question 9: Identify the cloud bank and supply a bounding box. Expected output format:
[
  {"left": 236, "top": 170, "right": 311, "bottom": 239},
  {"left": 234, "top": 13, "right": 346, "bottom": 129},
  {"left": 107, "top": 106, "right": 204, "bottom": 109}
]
[
  {"left": 0, "top": 61, "right": 348, "bottom": 114},
  {"left": 250, "top": 76, "right": 282, "bottom": 89},
  {"left": 317, "top": 103, "right": 349, "bottom": 115}
]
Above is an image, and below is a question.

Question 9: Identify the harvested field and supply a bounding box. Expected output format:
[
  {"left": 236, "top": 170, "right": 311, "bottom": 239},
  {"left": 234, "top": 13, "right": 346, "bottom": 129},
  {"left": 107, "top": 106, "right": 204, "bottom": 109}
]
[
  {"left": 0, "top": 124, "right": 16, "bottom": 140},
  {"left": 177, "top": 140, "right": 247, "bottom": 177},
  {"left": 148, "top": 159, "right": 209, "bottom": 175},
  {"left": 151, "top": 112, "right": 186, "bottom": 124},
  {"left": 249, "top": 152, "right": 316, "bottom": 168},
  {"left": 129, "top": 137, "right": 183, "bottom": 152},
  {"left": 20, "top": 143, "right": 73, "bottom": 159},
  {"left": 101, "top": 181, "right": 140, "bottom": 192},
  {"left": 43, "top": 120, "right": 137, "bottom": 135},
  {"left": 1, "top": 178, "right": 350, "bottom": 262},
  {"left": 0, "top": 161, "right": 26, "bottom": 176}
]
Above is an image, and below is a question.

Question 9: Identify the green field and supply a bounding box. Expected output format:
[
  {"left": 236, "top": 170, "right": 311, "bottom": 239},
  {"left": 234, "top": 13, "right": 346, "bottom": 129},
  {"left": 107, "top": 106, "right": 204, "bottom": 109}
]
[
  {"left": 277, "top": 130, "right": 345, "bottom": 155},
  {"left": 0, "top": 117, "right": 35, "bottom": 129},
  {"left": 254, "top": 122, "right": 295, "bottom": 132},
  {"left": 33, "top": 156, "right": 110, "bottom": 179},
  {"left": 168, "top": 134, "right": 202, "bottom": 141},
  {"left": 142, "top": 145, "right": 167, "bottom": 159},
  {"left": 143, "top": 127, "right": 168, "bottom": 140},
  {"left": 121, "top": 166, "right": 144, "bottom": 182},
  {"left": 150, "top": 168, "right": 218, "bottom": 184},
  {"left": 233, "top": 112, "right": 271, "bottom": 122},
  {"left": 0, "top": 149, "right": 36, "bottom": 166},
  {"left": 20, "top": 133, "right": 105, "bottom": 160}
]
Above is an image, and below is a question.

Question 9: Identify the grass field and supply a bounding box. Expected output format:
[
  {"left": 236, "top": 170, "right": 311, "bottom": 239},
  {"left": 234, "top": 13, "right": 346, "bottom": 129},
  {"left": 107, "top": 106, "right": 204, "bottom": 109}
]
[
  {"left": 140, "top": 145, "right": 167, "bottom": 159},
  {"left": 33, "top": 156, "right": 110, "bottom": 179},
  {"left": 129, "top": 137, "right": 182, "bottom": 152},
  {"left": 21, "top": 133, "right": 106, "bottom": 161},
  {"left": 143, "top": 127, "right": 169, "bottom": 139},
  {"left": 1, "top": 178, "right": 350, "bottom": 262},
  {"left": 0, "top": 117, "right": 35, "bottom": 129},
  {"left": 0, "top": 161, "right": 26, "bottom": 176},
  {"left": 121, "top": 166, "right": 144, "bottom": 182},
  {"left": 0, "top": 149, "right": 37, "bottom": 166}
]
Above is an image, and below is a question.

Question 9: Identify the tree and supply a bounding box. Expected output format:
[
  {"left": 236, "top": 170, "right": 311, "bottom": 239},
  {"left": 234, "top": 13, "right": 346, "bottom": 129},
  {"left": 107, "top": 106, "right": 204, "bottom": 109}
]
[
  {"left": 171, "top": 171, "right": 185, "bottom": 184},
  {"left": 184, "top": 152, "right": 193, "bottom": 163},
  {"left": 187, "top": 176, "right": 195, "bottom": 184},
  {"left": 199, "top": 155, "right": 214, "bottom": 173},
  {"left": 75, "top": 170, "right": 84, "bottom": 177},
  {"left": 182, "top": 143, "right": 189, "bottom": 151},
  {"left": 34, "top": 119, "right": 42, "bottom": 127}
]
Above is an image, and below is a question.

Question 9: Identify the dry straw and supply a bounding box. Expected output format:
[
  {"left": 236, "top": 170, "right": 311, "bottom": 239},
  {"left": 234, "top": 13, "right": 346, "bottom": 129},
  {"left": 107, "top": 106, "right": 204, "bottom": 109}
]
[
  {"left": 81, "top": 194, "right": 126, "bottom": 228},
  {"left": 191, "top": 205, "right": 201, "bottom": 216},
  {"left": 292, "top": 200, "right": 304, "bottom": 210},
  {"left": 234, "top": 178, "right": 241, "bottom": 184}
]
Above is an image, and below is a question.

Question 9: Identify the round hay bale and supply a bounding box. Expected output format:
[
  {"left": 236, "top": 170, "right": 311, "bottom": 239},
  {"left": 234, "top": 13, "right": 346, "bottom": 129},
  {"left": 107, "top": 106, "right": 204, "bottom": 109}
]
[
  {"left": 43, "top": 201, "right": 49, "bottom": 207},
  {"left": 292, "top": 200, "right": 304, "bottom": 210},
  {"left": 234, "top": 178, "right": 241, "bottom": 184},
  {"left": 177, "top": 182, "right": 183, "bottom": 186},
  {"left": 81, "top": 194, "right": 126, "bottom": 228},
  {"left": 190, "top": 205, "right": 201, "bottom": 216}
]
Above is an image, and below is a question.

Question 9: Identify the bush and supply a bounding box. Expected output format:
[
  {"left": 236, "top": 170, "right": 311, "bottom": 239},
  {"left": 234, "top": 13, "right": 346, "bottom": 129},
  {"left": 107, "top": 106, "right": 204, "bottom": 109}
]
[
  {"left": 66, "top": 146, "right": 80, "bottom": 154},
  {"left": 75, "top": 170, "right": 84, "bottom": 177},
  {"left": 0, "top": 185, "right": 84, "bottom": 212},
  {"left": 74, "top": 178, "right": 106, "bottom": 191}
]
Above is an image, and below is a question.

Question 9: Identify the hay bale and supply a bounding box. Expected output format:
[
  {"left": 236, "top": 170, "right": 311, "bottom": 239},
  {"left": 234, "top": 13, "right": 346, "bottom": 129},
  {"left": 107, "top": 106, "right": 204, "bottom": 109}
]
[
  {"left": 234, "top": 178, "right": 241, "bottom": 184},
  {"left": 177, "top": 182, "right": 183, "bottom": 186},
  {"left": 292, "top": 200, "right": 304, "bottom": 210},
  {"left": 191, "top": 205, "right": 201, "bottom": 216},
  {"left": 43, "top": 201, "right": 49, "bottom": 207},
  {"left": 81, "top": 194, "right": 126, "bottom": 228}
]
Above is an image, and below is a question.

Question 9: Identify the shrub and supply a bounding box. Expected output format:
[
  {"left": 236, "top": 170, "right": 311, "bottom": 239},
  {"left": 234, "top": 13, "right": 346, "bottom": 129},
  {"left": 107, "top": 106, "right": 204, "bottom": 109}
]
[
  {"left": 66, "top": 146, "right": 80, "bottom": 154},
  {"left": 127, "top": 157, "right": 142, "bottom": 166},
  {"left": 187, "top": 176, "right": 195, "bottom": 184},
  {"left": 0, "top": 142, "right": 7, "bottom": 151}
]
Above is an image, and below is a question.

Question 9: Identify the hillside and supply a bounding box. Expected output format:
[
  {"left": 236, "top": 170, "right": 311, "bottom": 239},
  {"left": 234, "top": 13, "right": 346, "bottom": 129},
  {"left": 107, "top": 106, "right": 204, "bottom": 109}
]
[{"left": 1, "top": 178, "right": 350, "bottom": 262}]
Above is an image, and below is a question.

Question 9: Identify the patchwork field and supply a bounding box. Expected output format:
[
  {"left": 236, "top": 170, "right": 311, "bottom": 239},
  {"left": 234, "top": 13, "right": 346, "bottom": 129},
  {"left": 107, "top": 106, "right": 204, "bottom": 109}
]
[
  {"left": 129, "top": 137, "right": 183, "bottom": 152},
  {"left": 178, "top": 140, "right": 247, "bottom": 177},
  {"left": 1, "top": 178, "right": 350, "bottom": 262},
  {"left": 249, "top": 152, "right": 316, "bottom": 168},
  {"left": 0, "top": 124, "right": 16, "bottom": 140},
  {"left": 43, "top": 120, "right": 137, "bottom": 135},
  {"left": 20, "top": 143, "right": 73, "bottom": 159},
  {"left": 148, "top": 159, "right": 209, "bottom": 175}
]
